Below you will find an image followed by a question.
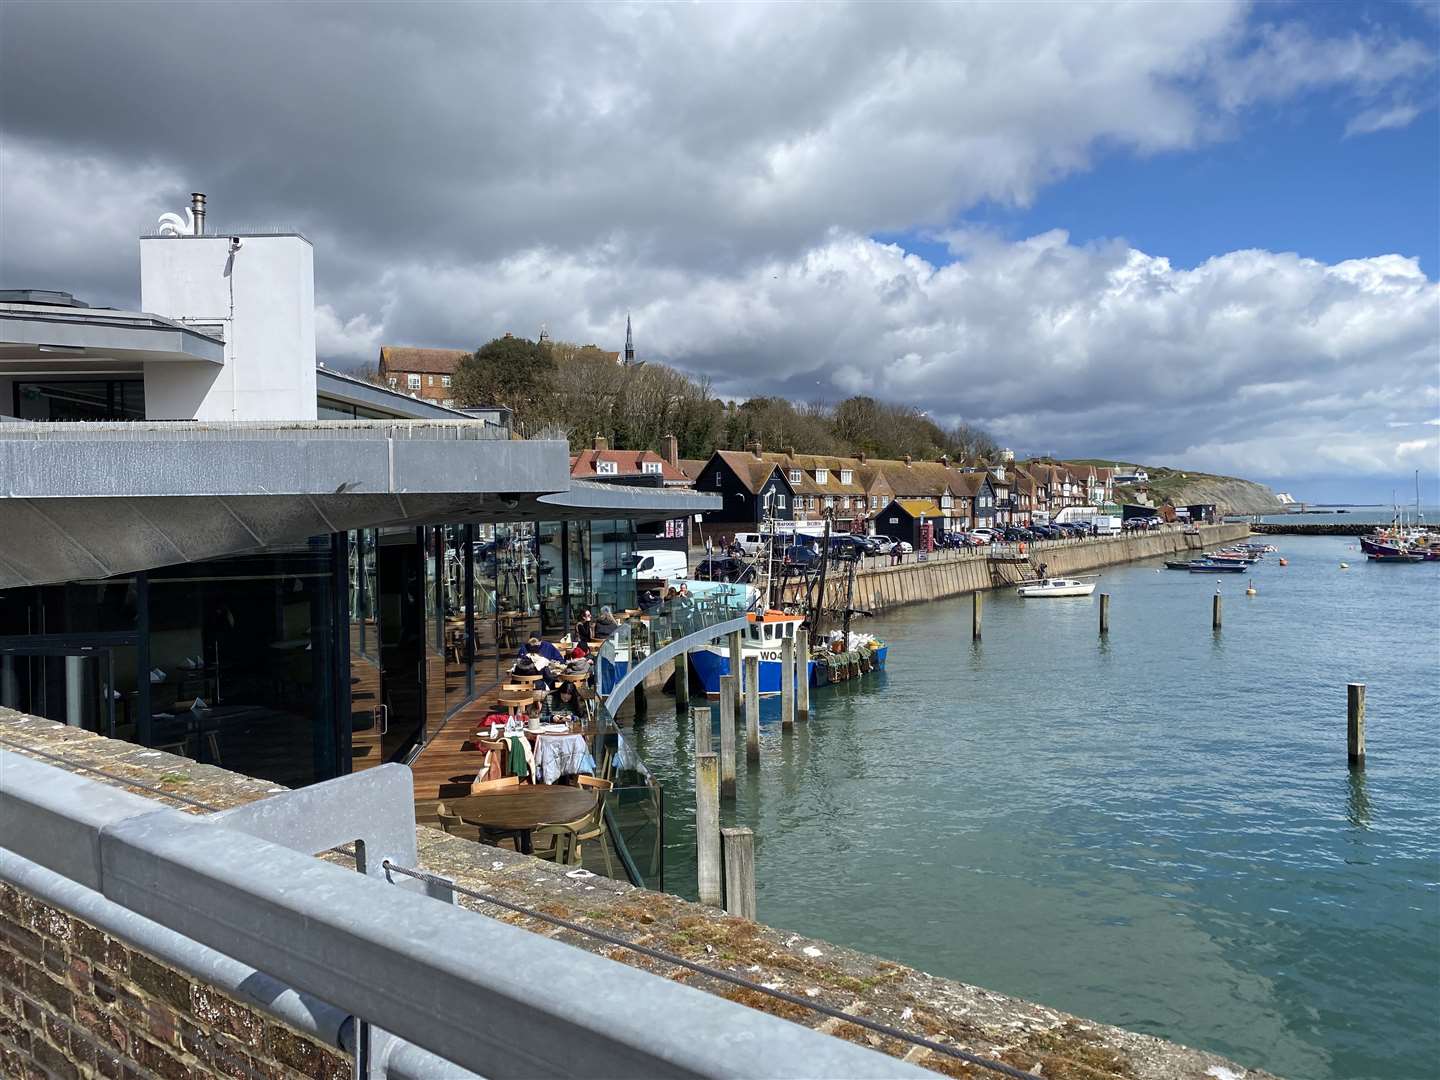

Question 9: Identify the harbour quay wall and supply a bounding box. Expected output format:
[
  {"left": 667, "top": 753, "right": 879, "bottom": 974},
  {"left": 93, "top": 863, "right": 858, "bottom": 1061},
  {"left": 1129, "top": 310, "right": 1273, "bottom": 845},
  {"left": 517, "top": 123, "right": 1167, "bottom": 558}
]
[
  {"left": 848, "top": 523, "right": 1250, "bottom": 614},
  {"left": 0, "top": 709, "right": 1273, "bottom": 1080},
  {"left": 1249, "top": 522, "right": 1371, "bottom": 536}
]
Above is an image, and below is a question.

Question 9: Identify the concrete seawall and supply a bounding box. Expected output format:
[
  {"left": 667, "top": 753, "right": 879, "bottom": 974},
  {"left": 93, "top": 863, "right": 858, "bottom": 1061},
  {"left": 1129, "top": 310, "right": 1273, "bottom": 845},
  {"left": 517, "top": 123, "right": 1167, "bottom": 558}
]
[{"left": 844, "top": 523, "right": 1251, "bottom": 614}]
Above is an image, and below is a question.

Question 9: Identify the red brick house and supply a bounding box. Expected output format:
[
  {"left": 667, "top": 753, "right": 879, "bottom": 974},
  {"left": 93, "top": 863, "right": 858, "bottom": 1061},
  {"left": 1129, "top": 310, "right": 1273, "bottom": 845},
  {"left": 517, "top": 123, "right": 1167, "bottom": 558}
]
[{"left": 376, "top": 346, "right": 467, "bottom": 406}]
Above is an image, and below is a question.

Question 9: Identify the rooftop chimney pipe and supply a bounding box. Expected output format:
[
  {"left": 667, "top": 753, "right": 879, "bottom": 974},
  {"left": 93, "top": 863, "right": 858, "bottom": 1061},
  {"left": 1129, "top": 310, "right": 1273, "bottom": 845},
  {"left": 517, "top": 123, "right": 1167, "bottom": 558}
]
[{"left": 190, "top": 193, "right": 206, "bottom": 236}]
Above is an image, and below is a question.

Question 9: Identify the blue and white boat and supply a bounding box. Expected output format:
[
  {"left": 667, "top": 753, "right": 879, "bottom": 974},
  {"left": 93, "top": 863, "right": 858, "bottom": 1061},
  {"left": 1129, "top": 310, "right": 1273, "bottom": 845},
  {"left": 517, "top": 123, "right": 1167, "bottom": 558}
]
[{"left": 688, "top": 611, "right": 888, "bottom": 695}]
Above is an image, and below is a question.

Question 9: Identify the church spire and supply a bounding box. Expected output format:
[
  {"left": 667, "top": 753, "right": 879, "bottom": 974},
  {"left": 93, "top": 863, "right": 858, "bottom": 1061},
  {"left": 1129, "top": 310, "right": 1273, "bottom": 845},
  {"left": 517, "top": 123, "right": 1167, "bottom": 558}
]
[{"left": 624, "top": 314, "right": 635, "bottom": 366}]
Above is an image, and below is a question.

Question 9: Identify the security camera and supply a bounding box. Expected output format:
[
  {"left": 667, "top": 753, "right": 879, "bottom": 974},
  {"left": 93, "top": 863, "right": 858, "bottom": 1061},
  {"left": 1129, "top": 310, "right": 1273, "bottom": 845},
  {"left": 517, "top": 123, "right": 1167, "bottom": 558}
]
[{"left": 228, "top": 236, "right": 243, "bottom": 252}]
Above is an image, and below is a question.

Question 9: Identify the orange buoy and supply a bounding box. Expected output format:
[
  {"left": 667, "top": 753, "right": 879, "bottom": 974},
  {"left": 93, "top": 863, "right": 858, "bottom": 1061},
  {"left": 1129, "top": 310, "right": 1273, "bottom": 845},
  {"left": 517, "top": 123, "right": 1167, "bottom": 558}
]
[{"left": 1278, "top": 558, "right": 1288, "bottom": 566}]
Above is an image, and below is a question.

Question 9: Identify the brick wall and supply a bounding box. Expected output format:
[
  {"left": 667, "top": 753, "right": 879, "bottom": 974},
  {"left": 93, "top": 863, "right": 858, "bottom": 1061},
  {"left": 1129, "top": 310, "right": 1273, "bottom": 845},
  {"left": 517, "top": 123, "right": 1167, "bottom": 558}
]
[{"left": 0, "top": 882, "right": 349, "bottom": 1080}]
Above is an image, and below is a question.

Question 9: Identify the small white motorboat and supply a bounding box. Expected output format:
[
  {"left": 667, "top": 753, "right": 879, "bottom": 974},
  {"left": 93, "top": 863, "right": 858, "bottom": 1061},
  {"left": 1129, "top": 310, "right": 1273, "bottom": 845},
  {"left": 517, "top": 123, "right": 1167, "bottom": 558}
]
[{"left": 1017, "top": 577, "right": 1097, "bottom": 598}]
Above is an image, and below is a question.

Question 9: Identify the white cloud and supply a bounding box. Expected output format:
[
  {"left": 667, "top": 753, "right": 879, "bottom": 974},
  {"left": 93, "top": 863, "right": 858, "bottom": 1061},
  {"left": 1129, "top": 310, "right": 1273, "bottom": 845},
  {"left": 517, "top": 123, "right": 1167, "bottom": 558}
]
[
  {"left": 1, "top": 2, "right": 1435, "bottom": 484},
  {"left": 342, "top": 230, "right": 1439, "bottom": 479},
  {"left": 315, "top": 304, "right": 384, "bottom": 363},
  {"left": 1344, "top": 103, "right": 1424, "bottom": 137}
]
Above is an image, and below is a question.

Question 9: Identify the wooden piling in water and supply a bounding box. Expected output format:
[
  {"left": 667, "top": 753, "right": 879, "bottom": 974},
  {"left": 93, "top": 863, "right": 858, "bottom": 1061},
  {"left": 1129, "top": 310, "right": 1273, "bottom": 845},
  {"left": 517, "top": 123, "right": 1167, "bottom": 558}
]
[
  {"left": 1212, "top": 592, "right": 1222, "bottom": 630},
  {"left": 674, "top": 652, "right": 689, "bottom": 709},
  {"left": 780, "top": 636, "right": 795, "bottom": 730},
  {"left": 718, "top": 675, "right": 736, "bottom": 798},
  {"left": 1099, "top": 592, "right": 1110, "bottom": 635},
  {"left": 692, "top": 705, "right": 711, "bottom": 755},
  {"left": 695, "top": 753, "right": 721, "bottom": 906},
  {"left": 728, "top": 631, "right": 744, "bottom": 707},
  {"left": 972, "top": 591, "right": 983, "bottom": 640},
  {"left": 721, "top": 826, "right": 757, "bottom": 920},
  {"left": 744, "top": 655, "right": 760, "bottom": 763},
  {"left": 1348, "top": 683, "right": 1366, "bottom": 766},
  {"left": 796, "top": 628, "right": 811, "bottom": 720}
]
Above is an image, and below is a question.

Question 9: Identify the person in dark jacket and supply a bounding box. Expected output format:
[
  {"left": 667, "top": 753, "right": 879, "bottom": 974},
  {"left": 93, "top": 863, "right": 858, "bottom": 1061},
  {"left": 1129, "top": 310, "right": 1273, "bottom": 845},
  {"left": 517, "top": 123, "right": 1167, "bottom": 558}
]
[
  {"left": 593, "top": 606, "right": 621, "bottom": 641},
  {"left": 574, "top": 609, "right": 596, "bottom": 645}
]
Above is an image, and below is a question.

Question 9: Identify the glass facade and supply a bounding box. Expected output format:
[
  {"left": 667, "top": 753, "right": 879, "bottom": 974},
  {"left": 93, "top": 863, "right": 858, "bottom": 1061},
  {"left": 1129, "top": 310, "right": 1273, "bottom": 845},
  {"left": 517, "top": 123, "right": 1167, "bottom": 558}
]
[
  {"left": 0, "top": 517, "right": 640, "bottom": 790},
  {"left": 13, "top": 380, "right": 146, "bottom": 421}
]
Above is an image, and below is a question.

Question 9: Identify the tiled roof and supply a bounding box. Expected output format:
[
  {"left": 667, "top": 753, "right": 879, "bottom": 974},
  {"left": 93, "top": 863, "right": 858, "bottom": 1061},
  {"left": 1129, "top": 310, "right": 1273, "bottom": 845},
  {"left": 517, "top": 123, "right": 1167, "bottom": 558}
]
[
  {"left": 894, "top": 497, "right": 946, "bottom": 518},
  {"left": 677, "top": 458, "right": 708, "bottom": 481},
  {"left": 712, "top": 450, "right": 784, "bottom": 494},
  {"left": 378, "top": 346, "right": 469, "bottom": 374},
  {"left": 753, "top": 451, "right": 868, "bottom": 496},
  {"left": 570, "top": 449, "right": 689, "bottom": 483}
]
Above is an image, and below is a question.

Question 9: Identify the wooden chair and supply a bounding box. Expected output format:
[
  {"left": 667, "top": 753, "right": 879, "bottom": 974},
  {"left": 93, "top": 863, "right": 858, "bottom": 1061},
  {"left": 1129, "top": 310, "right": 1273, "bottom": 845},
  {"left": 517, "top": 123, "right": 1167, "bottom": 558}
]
[
  {"left": 531, "top": 823, "right": 581, "bottom": 865},
  {"left": 435, "top": 801, "right": 487, "bottom": 845},
  {"left": 566, "top": 781, "right": 614, "bottom": 877},
  {"left": 469, "top": 774, "right": 520, "bottom": 793}
]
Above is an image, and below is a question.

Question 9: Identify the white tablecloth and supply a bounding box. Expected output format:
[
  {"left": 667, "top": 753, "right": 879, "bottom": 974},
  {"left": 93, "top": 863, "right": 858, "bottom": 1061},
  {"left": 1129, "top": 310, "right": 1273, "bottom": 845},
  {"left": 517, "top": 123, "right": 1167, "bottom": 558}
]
[{"left": 535, "top": 734, "right": 595, "bottom": 784}]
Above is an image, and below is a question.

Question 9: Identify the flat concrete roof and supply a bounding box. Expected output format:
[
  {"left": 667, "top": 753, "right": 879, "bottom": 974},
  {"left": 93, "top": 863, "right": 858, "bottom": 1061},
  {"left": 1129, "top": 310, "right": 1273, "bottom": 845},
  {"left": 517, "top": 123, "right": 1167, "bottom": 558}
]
[
  {"left": 0, "top": 302, "right": 226, "bottom": 366},
  {"left": 0, "top": 421, "right": 717, "bottom": 588},
  {"left": 316, "top": 367, "right": 473, "bottom": 420}
]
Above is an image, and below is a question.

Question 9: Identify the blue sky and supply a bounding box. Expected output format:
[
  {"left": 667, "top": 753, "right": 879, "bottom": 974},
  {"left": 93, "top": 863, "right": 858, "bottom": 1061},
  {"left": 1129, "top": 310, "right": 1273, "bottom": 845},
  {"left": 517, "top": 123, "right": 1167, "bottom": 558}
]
[
  {"left": 893, "top": 3, "right": 1440, "bottom": 276},
  {"left": 3, "top": 0, "right": 1436, "bottom": 504}
]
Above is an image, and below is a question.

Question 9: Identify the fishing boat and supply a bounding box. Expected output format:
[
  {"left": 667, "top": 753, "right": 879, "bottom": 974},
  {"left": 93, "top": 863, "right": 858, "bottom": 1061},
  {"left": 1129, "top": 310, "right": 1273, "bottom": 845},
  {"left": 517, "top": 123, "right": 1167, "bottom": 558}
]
[
  {"left": 1185, "top": 560, "right": 1247, "bottom": 573},
  {"left": 1017, "top": 577, "right": 1097, "bottom": 597},
  {"left": 1366, "top": 550, "right": 1425, "bottom": 563},
  {"left": 689, "top": 610, "right": 888, "bottom": 695}
]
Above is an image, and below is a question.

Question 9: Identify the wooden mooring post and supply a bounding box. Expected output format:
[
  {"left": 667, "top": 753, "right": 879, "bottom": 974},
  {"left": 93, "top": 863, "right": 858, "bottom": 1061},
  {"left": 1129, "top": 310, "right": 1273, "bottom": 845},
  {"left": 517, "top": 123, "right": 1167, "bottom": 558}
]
[
  {"left": 1099, "top": 593, "right": 1110, "bottom": 635},
  {"left": 674, "top": 651, "right": 690, "bottom": 709},
  {"left": 692, "top": 706, "right": 711, "bottom": 755},
  {"left": 695, "top": 752, "right": 721, "bottom": 906},
  {"left": 721, "top": 826, "right": 757, "bottom": 921},
  {"left": 743, "top": 655, "right": 760, "bottom": 763},
  {"left": 718, "top": 675, "right": 737, "bottom": 798},
  {"left": 972, "top": 591, "right": 983, "bottom": 640},
  {"left": 780, "top": 636, "right": 795, "bottom": 730},
  {"left": 796, "top": 627, "right": 811, "bottom": 720},
  {"left": 1348, "top": 683, "right": 1366, "bottom": 767},
  {"left": 728, "top": 631, "right": 744, "bottom": 708},
  {"left": 1212, "top": 591, "right": 1223, "bottom": 630}
]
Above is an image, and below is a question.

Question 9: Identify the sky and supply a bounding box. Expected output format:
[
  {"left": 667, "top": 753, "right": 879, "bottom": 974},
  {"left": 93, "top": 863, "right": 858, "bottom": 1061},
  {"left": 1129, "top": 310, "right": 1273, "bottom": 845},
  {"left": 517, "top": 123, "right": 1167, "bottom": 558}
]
[{"left": 1, "top": 1, "right": 1437, "bottom": 503}]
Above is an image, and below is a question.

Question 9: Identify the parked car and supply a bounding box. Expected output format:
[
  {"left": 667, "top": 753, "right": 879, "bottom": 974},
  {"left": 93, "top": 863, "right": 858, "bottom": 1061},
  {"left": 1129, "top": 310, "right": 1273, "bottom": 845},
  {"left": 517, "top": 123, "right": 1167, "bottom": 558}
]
[
  {"left": 827, "top": 535, "right": 872, "bottom": 558},
  {"left": 869, "top": 536, "right": 896, "bottom": 555},
  {"left": 893, "top": 540, "right": 914, "bottom": 554},
  {"left": 970, "top": 528, "right": 997, "bottom": 543},
  {"left": 782, "top": 545, "right": 821, "bottom": 568},
  {"left": 694, "top": 556, "right": 746, "bottom": 582}
]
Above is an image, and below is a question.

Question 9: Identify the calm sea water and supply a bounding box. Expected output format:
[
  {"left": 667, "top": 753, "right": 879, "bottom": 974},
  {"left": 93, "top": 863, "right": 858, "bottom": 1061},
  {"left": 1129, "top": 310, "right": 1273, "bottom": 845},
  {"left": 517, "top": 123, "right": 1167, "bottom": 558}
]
[{"left": 629, "top": 535, "right": 1440, "bottom": 1080}]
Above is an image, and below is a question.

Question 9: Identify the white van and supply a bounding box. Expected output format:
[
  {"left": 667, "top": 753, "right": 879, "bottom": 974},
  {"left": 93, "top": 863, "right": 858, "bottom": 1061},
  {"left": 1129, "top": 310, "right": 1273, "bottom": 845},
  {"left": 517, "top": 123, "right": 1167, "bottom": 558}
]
[
  {"left": 732, "top": 533, "right": 765, "bottom": 556},
  {"left": 631, "top": 549, "right": 689, "bottom": 580}
]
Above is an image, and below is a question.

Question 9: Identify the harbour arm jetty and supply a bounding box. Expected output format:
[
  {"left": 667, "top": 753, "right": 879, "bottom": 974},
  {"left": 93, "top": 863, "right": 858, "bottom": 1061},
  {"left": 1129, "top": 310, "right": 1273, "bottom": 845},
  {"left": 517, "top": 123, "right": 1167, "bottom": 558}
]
[{"left": 0, "top": 710, "right": 1272, "bottom": 1080}]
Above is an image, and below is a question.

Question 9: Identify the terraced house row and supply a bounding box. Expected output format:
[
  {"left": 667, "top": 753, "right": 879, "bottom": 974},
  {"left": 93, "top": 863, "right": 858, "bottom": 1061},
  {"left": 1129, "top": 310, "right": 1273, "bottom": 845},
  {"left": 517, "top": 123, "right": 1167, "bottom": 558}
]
[{"left": 674, "top": 443, "right": 1118, "bottom": 542}]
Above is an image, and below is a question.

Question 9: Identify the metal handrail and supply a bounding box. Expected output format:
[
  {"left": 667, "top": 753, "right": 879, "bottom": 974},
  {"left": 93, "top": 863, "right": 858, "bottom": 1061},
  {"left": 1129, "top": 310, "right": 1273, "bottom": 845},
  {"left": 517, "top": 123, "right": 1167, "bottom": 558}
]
[{"left": 0, "top": 748, "right": 924, "bottom": 1080}]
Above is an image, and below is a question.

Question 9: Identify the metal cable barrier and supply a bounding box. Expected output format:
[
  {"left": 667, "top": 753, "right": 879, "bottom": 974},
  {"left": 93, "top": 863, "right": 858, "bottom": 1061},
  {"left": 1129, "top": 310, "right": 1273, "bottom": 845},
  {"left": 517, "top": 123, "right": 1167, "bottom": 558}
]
[
  {"left": 381, "top": 861, "right": 1041, "bottom": 1080},
  {"left": 0, "top": 744, "right": 930, "bottom": 1080},
  {"left": 0, "top": 734, "right": 1039, "bottom": 1080}
]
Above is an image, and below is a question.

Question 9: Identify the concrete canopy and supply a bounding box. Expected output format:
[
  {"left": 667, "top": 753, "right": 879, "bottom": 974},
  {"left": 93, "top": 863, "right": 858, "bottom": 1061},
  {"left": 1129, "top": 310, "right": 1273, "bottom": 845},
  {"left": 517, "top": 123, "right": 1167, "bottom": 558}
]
[
  {"left": 0, "top": 303, "right": 225, "bottom": 369},
  {"left": 0, "top": 421, "right": 717, "bottom": 588}
]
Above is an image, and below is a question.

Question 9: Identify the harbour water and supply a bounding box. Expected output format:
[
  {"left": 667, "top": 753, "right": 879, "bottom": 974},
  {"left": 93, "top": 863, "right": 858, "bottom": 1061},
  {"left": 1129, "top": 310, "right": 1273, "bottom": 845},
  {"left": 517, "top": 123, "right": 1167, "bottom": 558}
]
[{"left": 629, "top": 534, "right": 1439, "bottom": 1080}]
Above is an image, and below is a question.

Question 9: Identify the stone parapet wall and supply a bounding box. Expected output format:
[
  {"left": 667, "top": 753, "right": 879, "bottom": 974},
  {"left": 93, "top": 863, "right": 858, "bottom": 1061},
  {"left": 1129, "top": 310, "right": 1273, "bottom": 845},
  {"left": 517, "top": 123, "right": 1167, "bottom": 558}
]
[{"left": 0, "top": 710, "right": 1270, "bottom": 1080}]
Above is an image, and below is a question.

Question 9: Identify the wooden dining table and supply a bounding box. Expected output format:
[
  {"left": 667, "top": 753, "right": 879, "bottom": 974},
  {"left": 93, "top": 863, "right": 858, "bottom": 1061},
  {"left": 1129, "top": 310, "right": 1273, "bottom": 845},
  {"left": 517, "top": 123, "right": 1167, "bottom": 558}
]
[{"left": 452, "top": 788, "right": 598, "bottom": 855}]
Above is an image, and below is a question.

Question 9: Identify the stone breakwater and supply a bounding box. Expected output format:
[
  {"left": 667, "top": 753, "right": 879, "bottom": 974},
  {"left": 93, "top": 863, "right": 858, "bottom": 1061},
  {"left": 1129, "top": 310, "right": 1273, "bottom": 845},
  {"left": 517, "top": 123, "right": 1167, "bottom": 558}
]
[
  {"left": 840, "top": 524, "right": 1251, "bottom": 614},
  {"left": 0, "top": 709, "right": 1272, "bottom": 1079},
  {"left": 1250, "top": 522, "right": 1372, "bottom": 536}
]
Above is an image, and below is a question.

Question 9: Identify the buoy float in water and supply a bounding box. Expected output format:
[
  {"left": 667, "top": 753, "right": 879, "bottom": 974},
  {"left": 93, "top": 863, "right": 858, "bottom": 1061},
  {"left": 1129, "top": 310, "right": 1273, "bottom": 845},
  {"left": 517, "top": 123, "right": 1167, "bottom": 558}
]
[
  {"left": 1278, "top": 557, "right": 1288, "bottom": 566},
  {"left": 1246, "top": 579, "right": 1257, "bottom": 596},
  {"left": 1340, "top": 562, "right": 1350, "bottom": 569}
]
